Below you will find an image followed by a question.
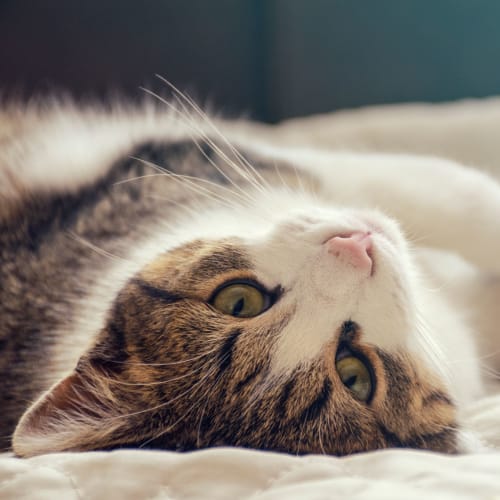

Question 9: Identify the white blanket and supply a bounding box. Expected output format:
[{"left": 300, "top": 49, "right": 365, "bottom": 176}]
[
  {"left": 1, "top": 99, "right": 500, "bottom": 499},
  {"left": 1, "top": 393, "right": 499, "bottom": 499}
]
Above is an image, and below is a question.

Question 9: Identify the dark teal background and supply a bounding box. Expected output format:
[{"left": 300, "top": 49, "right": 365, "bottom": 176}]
[{"left": 1, "top": 0, "right": 500, "bottom": 122}]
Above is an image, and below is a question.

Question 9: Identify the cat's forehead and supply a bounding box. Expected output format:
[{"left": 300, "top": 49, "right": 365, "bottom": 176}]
[
  {"left": 146, "top": 238, "right": 251, "bottom": 274},
  {"left": 138, "top": 237, "right": 258, "bottom": 295}
]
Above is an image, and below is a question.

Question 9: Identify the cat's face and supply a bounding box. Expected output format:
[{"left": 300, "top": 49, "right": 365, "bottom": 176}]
[{"left": 13, "top": 196, "right": 457, "bottom": 456}]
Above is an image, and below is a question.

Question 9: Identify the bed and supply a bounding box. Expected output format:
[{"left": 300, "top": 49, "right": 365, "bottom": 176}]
[{"left": 1, "top": 98, "right": 500, "bottom": 499}]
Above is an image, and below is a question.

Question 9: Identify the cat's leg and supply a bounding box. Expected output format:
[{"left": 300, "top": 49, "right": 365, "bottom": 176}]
[
  {"left": 267, "top": 99, "right": 500, "bottom": 176},
  {"left": 284, "top": 149, "right": 500, "bottom": 273}
]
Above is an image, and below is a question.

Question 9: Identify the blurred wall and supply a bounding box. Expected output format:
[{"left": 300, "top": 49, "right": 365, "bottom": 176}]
[{"left": 1, "top": 0, "right": 500, "bottom": 122}]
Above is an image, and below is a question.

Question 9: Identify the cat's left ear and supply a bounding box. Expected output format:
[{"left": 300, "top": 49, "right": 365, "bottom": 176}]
[{"left": 12, "top": 353, "right": 130, "bottom": 457}]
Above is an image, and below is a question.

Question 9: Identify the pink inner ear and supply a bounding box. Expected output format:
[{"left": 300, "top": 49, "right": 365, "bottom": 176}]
[
  {"left": 16, "top": 372, "right": 103, "bottom": 442},
  {"left": 31, "top": 372, "right": 100, "bottom": 424},
  {"left": 34, "top": 368, "right": 113, "bottom": 427},
  {"left": 12, "top": 370, "right": 113, "bottom": 456}
]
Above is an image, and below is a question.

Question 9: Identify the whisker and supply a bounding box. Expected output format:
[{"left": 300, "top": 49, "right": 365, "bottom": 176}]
[
  {"left": 142, "top": 84, "right": 271, "bottom": 201},
  {"left": 272, "top": 160, "right": 294, "bottom": 195},
  {"left": 415, "top": 311, "right": 453, "bottom": 386},
  {"left": 452, "top": 350, "right": 500, "bottom": 364},
  {"left": 140, "top": 85, "right": 289, "bottom": 221},
  {"left": 186, "top": 131, "right": 264, "bottom": 206},
  {"left": 103, "top": 362, "right": 214, "bottom": 388},
  {"left": 66, "top": 232, "right": 130, "bottom": 262},
  {"left": 113, "top": 173, "right": 170, "bottom": 186},
  {"left": 136, "top": 362, "right": 223, "bottom": 447},
  {"left": 157, "top": 355, "right": 227, "bottom": 439},
  {"left": 296, "top": 408, "right": 308, "bottom": 456},
  {"left": 194, "top": 354, "right": 234, "bottom": 448},
  {"left": 107, "top": 348, "right": 220, "bottom": 368},
  {"left": 480, "top": 365, "right": 500, "bottom": 378},
  {"left": 108, "top": 358, "right": 220, "bottom": 420},
  {"left": 133, "top": 156, "right": 246, "bottom": 210},
  {"left": 317, "top": 418, "right": 326, "bottom": 455},
  {"left": 195, "top": 393, "right": 211, "bottom": 448},
  {"left": 140, "top": 88, "right": 255, "bottom": 195},
  {"left": 155, "top": 75, "right": 273, "bottom": 193},
  {"left": 290, "top": 162, "right": 309, "bottom": 197},
  {"left": 133, "top": 154, "right": 256, "bottom": 208}
]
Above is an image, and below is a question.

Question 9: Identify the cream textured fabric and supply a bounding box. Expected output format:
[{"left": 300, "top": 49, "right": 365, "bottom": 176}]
[{"left": 1, "top": 393, "right": 499, "bottom": 498}]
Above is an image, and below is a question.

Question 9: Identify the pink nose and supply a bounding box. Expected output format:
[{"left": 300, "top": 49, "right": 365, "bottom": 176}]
[{"left": 325, "top": 232, "right": 373, "bottom": 271}]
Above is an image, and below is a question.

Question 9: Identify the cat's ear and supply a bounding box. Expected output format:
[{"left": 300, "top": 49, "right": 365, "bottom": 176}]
[{"left": 12, "top": 360, "right": 126, "bottom": 457}]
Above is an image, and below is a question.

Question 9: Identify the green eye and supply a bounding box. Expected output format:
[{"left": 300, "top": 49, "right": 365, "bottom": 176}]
[
  {"left": 212, "top": 283, "right": 267, "bottom": 318},
  {"left": 336, "top": 356, "right": 373, "bottom": 402}
]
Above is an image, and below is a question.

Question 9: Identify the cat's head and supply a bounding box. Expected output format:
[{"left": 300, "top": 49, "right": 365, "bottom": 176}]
[{"left": 13, "top": 193, "right": 457, "bottom": 456}]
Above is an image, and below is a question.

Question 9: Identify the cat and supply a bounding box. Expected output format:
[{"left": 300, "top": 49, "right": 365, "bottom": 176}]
[{"left": 1, "top": 95, "right": 499, "bottom": 458}]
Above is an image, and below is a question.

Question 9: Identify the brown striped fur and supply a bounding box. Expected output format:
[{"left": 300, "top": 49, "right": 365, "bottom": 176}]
[{"left": 12, "top": 238, "right": 457, "bottom": 456}]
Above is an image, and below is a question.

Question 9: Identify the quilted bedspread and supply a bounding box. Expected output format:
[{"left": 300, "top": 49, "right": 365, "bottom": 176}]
[
  {"left": 1, "top": 392, "right": 499, "bottom": 499},
  {"left": 1, "top": 98, "right": 500, "bottom": 499}
]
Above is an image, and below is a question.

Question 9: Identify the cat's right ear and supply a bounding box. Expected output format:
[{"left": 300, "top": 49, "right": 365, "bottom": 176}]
[{"left": 12, "top": 359, "right": 127, "bottom": 457}]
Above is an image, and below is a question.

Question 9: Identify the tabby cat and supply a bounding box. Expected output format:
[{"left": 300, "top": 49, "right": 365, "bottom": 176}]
[{"left": 1, "top": 95, "right": 499, "bottom": 457}]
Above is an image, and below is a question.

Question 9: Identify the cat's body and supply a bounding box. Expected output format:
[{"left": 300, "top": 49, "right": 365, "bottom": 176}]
[{"left": 1, "top": 101, "right": 499, "bottom": 457}]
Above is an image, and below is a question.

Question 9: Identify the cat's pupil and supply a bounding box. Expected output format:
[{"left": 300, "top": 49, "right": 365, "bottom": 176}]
[
  {"left": 232, "top": 298, "right": 245, "bottom": 316},
  {"left": 345, "top": 375, "right": 357, "bottom": 388}
]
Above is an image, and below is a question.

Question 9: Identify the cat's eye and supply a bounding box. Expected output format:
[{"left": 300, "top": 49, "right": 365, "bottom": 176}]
[
  {"left": 211, "top": 282, "right": 269, "bottom": 318},
  {"left": 335, "top": 356, "right": 373, "bottom": 402}
]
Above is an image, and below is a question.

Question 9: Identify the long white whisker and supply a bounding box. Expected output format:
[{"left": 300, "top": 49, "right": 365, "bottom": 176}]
[
  {"left": 415, "top": 311, "right": 453, "bottom": 387},
  {"left": 133, "top": 157, "right": 246, "bottom": 210},
  {"left": 113, "top": 173, "right": 170, "bottom": 186},
  {"left": 171, "top": 93, "right": 270, "bottom": 195},
  {"left": 185, "top": 131, "right": 265, "bottom": 206},
  {"left": 67, "top": 232, "right": 130, "bottom": 263},
  {"left": 134, "top": 362, "right": 223, "bottom": 448},
  {"left": 317, "top": 416, "right": 326, "bottom": 455},
  {"left": 155, "top": 75, "right": 273, "bottom": 192},
  {"left": 109, "top": 361, "right": 219, "bottom": 421},
  {"left": 151, "top": 87, "right": 266, "bottom": 201},
  {"left": 195, "top": 357, "right": 232, "bottom": 447},
  {"left": 272, "top": 159, "right": 294, "bottom": 196},
  {"left": 108, "top": 348, "right": 221, "bottom": 368},
  {"left": 447, "top": 349, "right": 500, "bottom": 365},
  {"left": 134, "top": 153, "right": 257, "bottom": 208}
]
